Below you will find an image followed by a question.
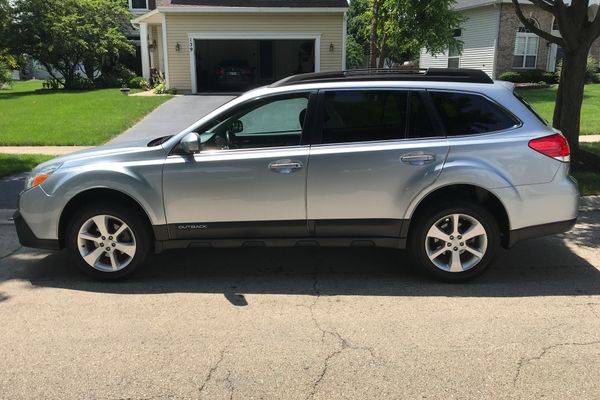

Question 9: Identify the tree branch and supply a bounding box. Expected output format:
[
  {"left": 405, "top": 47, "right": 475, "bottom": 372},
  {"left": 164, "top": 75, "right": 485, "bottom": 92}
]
[{"left": 512, "top": 0, "right": 565, "bottom": 46}]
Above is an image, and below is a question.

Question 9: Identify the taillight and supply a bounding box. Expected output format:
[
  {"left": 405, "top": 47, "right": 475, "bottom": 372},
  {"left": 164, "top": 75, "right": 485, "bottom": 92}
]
[{"left": 528, "top": 133, "right": 570, "bottom": 162}]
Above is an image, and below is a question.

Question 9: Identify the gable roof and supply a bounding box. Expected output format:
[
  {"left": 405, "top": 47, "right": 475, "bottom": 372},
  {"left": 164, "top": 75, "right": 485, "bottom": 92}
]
[{"left": 161, "top": 0, "right": 348, "bottom": 7}]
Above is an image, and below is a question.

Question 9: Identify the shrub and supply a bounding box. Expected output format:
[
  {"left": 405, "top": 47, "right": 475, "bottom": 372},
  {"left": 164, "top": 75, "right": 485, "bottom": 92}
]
[
  {"left": 499, "top": 69, "right": 556, "bottom": 84},
  {"left": 498, "top": 71, "right": 522, "bottom": 83},
  {"left": 42, "top": 79, "right": 61, "bottom": 90},
  {"left": 167, "top": 88, "right": 178, "bottom": 95},
  {"left": 541, "top": 72, "right": 558, "bottom": 84},
  {"left": 586, "top": 56, "right": 599, "bottom": 83},
  {"left": 128, "top": 76, "right": 149, "bottom": 90}
]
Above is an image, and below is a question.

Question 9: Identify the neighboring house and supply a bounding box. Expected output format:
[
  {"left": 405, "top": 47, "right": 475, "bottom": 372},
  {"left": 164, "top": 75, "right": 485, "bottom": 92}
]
[
  {"left": 419, "top": 0, "right": 600, "bottom": 78},
  {"left": 130, "top": 0, "right": 348, "bottom": 93}
]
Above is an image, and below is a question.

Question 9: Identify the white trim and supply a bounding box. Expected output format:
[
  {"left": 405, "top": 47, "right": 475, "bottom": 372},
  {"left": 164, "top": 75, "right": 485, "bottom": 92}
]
[
  {"left": 342, "top": 12, "right": 347, "bottom": 70},
  {"left": 131, "top": 9, "right": 159, "bottom": 24},
  {"left": 187, "top": 32, "right": 322, "bottom": 94},
  {"left": 140, "top": 23, "right": 150, "bottom": 80},
  {"left": 157, "top": 6, "right": 347, "bottom": 13},
  {"left": 162, "top": 13, "right": 170, "bottom": 89}
]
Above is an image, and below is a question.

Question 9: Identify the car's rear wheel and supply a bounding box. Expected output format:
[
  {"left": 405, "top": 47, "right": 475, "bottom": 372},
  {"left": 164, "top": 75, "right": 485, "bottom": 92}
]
[
  {"left": 409, "top": 201, "right": 500, "bottom": 282},
  {"left": 66, "top": 204, "right": 151, "bottom": 280}
]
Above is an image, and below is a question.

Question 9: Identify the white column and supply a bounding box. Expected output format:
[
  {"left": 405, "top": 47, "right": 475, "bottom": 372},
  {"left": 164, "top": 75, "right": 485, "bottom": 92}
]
[{"left": 140, "top": 22, "right": 151, "bottom": 80}]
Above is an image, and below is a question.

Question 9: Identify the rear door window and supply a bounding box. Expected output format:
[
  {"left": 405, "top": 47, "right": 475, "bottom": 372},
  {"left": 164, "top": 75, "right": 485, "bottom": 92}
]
[
  {"left": 430, "top": 91, "right": 519, "bottom": 136},
  {"left": 321, "top": 90, "right": 408, "bottom": 144}
]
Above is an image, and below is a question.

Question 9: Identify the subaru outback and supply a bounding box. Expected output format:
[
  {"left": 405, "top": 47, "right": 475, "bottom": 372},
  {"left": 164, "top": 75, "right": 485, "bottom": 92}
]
[{"left": 13, "top": 68, "right": 579, "bottom": 281}]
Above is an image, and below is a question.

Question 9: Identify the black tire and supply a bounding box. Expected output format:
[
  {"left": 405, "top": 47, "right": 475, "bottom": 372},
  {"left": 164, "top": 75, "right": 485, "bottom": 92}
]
[
  {"left": 408, "top": 201, "right": 500, "bottom": 282},
  {"left": 65, "top": 203, "right": 152, "bottom": 280}
]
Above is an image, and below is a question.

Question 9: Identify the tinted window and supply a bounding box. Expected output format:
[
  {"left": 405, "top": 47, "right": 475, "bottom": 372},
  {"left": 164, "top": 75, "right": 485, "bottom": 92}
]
[
  {"left": 197, "top": 93, "right": 309, "bottom": 150},
  {"left": 322, "top": 90, "right": 408, "bottom": 143},
  {"left": 431, "top": 91, "right": 518, "bottom": 136},
  {"left": 407, "top": 92, "right": 438, "bottom": 139}
]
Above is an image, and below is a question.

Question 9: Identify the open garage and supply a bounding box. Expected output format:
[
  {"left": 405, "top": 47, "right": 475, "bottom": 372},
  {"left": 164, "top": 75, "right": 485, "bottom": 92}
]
[
  {"left": 194, "top": 38, "right": 316, "bottom": 92},
  {"left": 132, "top": 0, "right": 347, "bottom": 94}
]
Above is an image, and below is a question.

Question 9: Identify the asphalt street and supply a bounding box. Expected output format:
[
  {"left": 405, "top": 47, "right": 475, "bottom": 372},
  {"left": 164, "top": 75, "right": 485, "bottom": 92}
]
[{"left": 0, "top": 210, "right": 599, "bottom": 399}]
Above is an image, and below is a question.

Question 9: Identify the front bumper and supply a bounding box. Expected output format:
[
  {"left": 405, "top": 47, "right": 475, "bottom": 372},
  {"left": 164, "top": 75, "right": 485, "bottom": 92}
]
[{"left": 13, "top": 211, "right": 61, "bottom": 250}]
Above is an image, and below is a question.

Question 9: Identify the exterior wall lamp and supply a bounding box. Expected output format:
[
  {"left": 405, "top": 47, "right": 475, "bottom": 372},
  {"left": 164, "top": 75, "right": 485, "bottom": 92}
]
[
  {"left": 175, "top": 42, "right": 181, "bottom": 52},
  {"left": 329, "top": 43, "right": 335, "bottom": 52}
]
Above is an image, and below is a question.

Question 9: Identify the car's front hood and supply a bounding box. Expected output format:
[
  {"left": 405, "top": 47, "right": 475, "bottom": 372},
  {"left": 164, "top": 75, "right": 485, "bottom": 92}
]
[{"left": 33, "top": 138, "right": 166, "bottom": 172}]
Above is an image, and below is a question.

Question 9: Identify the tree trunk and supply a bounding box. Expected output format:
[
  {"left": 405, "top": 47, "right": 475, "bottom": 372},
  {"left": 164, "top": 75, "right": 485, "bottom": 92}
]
[
  {"left": 553, "top": 48, "right": 589, "bottom": 160},
  {"left": 377, "top": 33, "right": 387, "bottom": 68},
  {"left": 369, "top": 0, "right": 379, "bottom": 68}
]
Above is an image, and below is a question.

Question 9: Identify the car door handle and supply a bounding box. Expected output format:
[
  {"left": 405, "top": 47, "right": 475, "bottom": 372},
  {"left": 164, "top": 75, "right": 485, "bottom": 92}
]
[
  {"left": 400, "top": 153, "right": 435, "bottom": 164},
  {"left": 268, "top": 160, "right": 303, "bottom": 174}
]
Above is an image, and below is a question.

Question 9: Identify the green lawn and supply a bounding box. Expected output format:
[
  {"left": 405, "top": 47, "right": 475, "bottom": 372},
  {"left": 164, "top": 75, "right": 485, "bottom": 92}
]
[
  {"left": 0, "top": 80, "right": 172, "bottom": 146},
  {"left": 517, "top": 84, "right": 600, "bottom": 135},
  {"left": 0, "top": 154, "right": 55, "bottom": 179}
]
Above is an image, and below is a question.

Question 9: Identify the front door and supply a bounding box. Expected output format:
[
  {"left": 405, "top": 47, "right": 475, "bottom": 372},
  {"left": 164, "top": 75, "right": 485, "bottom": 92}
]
[
  {"left": 306, "top": 89, "right": 449, "bottom": 237},
  {"left": 163, "top": 92, "right": 314, "bottom": 239}
]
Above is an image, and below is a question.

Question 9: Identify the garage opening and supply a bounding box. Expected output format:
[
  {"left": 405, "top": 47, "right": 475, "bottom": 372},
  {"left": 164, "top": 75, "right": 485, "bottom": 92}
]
[{"left": 194, "top": 39, "right": 315, "bottom": 93}]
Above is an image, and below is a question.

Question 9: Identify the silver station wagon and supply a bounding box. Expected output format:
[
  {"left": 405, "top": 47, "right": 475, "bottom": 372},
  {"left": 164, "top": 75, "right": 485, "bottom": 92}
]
[{"left": 14, "top": 68, "right": 579, "bottom": 281}]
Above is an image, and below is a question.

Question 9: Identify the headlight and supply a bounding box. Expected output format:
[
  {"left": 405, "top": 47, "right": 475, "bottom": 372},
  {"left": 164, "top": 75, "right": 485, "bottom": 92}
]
[{"left": 26, "top": 163, "right": 62, "bottom": 190}]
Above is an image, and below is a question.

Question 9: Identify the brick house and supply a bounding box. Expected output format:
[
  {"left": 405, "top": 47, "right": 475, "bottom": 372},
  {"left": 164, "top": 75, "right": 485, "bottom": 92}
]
[{"left": 419, "top": 0, "right": 600, "bottom": 78}]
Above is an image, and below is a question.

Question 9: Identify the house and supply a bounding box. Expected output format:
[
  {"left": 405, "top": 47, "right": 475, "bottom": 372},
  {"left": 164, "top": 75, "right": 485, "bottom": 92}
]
[
  {"left": 130, "top": 0, "right": 348, "bottom": 93},
  {"left": 419, "top": 0, "right": 600, "bottom": 78}
]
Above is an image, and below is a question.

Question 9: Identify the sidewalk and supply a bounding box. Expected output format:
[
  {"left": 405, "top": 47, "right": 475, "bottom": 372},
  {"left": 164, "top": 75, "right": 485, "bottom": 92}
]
[
  {"left": 581, "top": 135, "right": 600, "bottom": 143},
  {"left": 0, "top": 146, "right": 92, "bottom": 156}
]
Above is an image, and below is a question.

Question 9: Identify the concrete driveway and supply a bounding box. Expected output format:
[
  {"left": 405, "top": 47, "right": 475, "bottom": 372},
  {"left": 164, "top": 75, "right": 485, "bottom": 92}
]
[
  {"left": 0, "top": 210, "right": 599, "bottom": 399},
  {"left": 112, "top": 95, "right": 235, "bottom": 143}
]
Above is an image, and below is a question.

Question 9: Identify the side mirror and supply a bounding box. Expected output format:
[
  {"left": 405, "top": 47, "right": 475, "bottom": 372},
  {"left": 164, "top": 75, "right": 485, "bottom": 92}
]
[
  {"left": 179, "top": 132, "right": 200, "bottom": 154},
  {"left": 229, "top": 120, "right": 244, "bottom": 134}
]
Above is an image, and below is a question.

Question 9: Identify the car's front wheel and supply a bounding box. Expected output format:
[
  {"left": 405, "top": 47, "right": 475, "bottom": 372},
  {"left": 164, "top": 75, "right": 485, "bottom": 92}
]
[
  {"left": 66, "top": 204, "right": 151, "bottom": 280},
  {"left": 409, "top": 201, "right": 500, "bottom": 282}
]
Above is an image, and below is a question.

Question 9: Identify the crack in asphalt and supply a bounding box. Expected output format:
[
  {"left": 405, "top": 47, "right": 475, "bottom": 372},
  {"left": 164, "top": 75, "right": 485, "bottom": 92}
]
[
  {"left": 513, "top": 340, "right": 600, "bottom": 385},
  {"left": 198, "top": 345, "right": 229, "bottom": 398},
  {"left": 0, "top": 245, "right": 21, "bottom": 262},
  {"left": 224, "top": 369, "right": 234, "bottom": 400},
  {"left": 304, "top": 273, "right": 379, "bottom": 400}
]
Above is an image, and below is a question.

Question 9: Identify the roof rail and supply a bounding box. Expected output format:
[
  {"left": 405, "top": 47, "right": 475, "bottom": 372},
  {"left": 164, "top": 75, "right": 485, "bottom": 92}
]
[{"left": 270, "top": 68, "right": 494, "bottom": 87}]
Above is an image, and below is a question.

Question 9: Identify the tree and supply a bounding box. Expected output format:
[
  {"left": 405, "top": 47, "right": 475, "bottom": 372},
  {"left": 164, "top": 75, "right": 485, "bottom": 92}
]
[
  {"left": 0, "top": 0, "right": 16, "bottom": 86},
  {"left": 366, "top": 0, "right": 464, "bottom": 68},
  {"left": 346, "top": 0, "right": 370, "bottom": 68},
  {"left": 512, "top": 0, "right": 600, "bottom": 156},
  {"left": 8, "top": 0, "right": 133, "bottom": 88}
]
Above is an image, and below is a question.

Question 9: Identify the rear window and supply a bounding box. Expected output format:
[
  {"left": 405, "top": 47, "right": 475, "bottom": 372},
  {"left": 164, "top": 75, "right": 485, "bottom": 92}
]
[
  {"left": 430, "top": 91, "right": 519, "bottom": 136},
  {"left": 513, "top": 91, "right": 548, "bottom": 125}
]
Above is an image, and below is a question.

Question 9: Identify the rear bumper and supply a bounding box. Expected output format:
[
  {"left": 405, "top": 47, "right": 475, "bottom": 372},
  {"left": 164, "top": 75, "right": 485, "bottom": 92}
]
[
  {"left": 507, "top": 218, "right": 577, "bottom": 248},
  {"left": 13, "top": 211, "right": 61, "bottom": 251}
]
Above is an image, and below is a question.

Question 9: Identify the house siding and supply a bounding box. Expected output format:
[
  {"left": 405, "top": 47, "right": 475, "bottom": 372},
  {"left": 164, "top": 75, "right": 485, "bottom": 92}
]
[
  {"left": 420, "top": 5, "right": 500, "bottom": 77},
  {"left": 164, "top": 12, "right": 344, "bottom": 91}
]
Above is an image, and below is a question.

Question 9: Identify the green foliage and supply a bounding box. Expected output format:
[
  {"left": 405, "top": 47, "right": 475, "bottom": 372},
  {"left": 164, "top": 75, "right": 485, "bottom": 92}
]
[
  {"left": 346, "top": 35, "right": 366, "bottom": 69},
  {"left": 153, "top": 79, "right": 168, "bottom": 94},
  {"left": 0, "top": 80, "right": 173, "bottom": 145},
  {"left": 586, "top": 56, "right": 599, "bottom": 83},
  {"left": 0, "top": 154, "right": 55, "bottom": 179},
  {"left": 364, "top": 0, "right": 465, "bottom": 65},
  {"left": 346, "top": 0, "right": 370, "bottom": 62},
  {"left": 499, "top": 69, "right": 557, "bottom": 84},
  {"left": 128, "top": 76, "right": 150, "bottom": 90},
  {"left": 8, "top": 0, "right": 133, "bottom": 89}
]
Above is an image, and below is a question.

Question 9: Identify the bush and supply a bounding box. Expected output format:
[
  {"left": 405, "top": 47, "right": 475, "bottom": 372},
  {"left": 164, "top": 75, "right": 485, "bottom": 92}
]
[
  {"left": 95, "top": 64, "right": 137, "bottom": 88},
  {"left": 586, "top": 56, "right": 599, "bottom": 83},
  {"left": 499, "top": 69, "right": 556, "bottom": 84},
  {"left": 498, "top": 71, "right": 522, "bottom": 83},
  {"left": 128, "top": 76, "right": 149, "bottom": 90}
]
